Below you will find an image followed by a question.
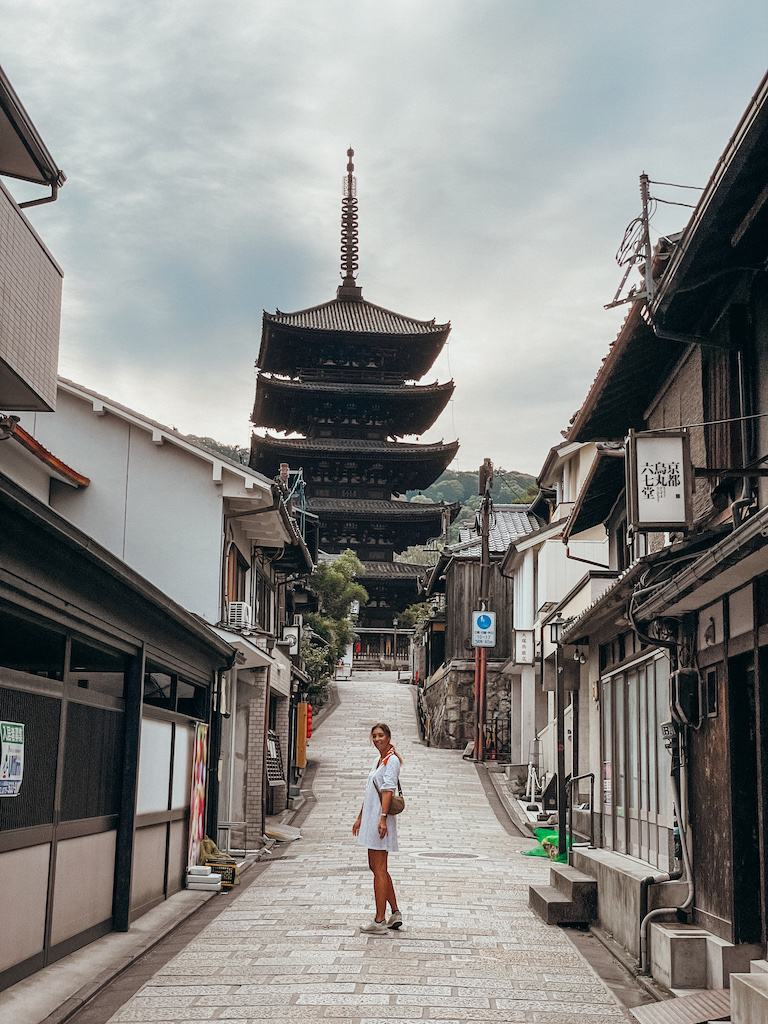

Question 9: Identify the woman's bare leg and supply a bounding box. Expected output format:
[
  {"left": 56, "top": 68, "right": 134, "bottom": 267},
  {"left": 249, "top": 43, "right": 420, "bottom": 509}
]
[{"left": 367, "top": 849, "right": 398, "bottom": 920}]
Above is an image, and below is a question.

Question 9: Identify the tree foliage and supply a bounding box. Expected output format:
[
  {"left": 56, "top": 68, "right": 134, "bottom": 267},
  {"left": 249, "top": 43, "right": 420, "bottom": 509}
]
[
  {"left": 300, "top": 551, "right": 368, "bottom": 704},
  {"left": 396, "top": 601, "right": 433, "bottom": 630},
  {"left": 309, "top": 550, "right": 369, "bottom": 619},
  {"left": 187, "top": 435, "right": 249, "bottom": 465}
]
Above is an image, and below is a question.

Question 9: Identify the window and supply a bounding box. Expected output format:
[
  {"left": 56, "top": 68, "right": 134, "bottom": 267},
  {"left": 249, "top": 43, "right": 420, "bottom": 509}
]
[
  {"left": 0, "top": 610, "right": 65, "bottom": 680},
  {"left": 69, "top": 639, "right": 127, "bottom": 698},
  {"left": 226, "top": 544, "right": 248, "bottom": 604},
  {"left": 601, "top": 655, "right": 672, "bottom": 868},
  {"left": 143, "top": 664, "right": 209, "bottom": 720}
]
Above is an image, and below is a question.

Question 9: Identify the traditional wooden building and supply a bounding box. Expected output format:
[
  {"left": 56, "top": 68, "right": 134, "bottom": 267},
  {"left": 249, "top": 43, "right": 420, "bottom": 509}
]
[{"left": 251, "top": 151, "right": 459, "bottom": 663}]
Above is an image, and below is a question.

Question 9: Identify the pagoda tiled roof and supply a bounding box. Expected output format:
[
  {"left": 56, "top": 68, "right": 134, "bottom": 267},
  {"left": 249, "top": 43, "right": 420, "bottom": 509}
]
[
  {"left": 265, "top": 297, "right": 449, "bottom": 337},
  {"left": 255, "top": 434, "right": 459, "bottom": 459},
  {"left": 359, "top": 560, "right": 428, "bottom": 579},
  {"left": 307, "top": 497, "right": 458, "bottom": 519},
  {"left": 256, "top": 376, "right": 453, "bottom": 398}
]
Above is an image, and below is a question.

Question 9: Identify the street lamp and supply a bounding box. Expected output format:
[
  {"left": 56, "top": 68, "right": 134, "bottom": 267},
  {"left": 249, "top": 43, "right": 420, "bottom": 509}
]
[
  {"left": 549, "top": 614, "right": 568, "bottom": 860},
  {"left": 393, "top": 617, "right": 399, "bottom": 679}
]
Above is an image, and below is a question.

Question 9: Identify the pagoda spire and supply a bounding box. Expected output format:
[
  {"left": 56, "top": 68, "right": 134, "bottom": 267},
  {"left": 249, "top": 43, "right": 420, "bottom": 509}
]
[{"left": 337, "top": 147, "right": 363, "bottom": 300}]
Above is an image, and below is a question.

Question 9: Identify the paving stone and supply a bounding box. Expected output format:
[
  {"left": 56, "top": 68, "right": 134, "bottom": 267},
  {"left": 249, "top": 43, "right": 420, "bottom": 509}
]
[{"left": 105, "top": 674, "right": 631, "bottom": 1024}]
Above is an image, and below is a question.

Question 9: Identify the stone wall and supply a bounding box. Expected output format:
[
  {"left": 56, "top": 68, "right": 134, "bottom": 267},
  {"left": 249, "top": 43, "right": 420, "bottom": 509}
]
[{"left": 422, "top": 658, "right": 511, "bottom": 750}]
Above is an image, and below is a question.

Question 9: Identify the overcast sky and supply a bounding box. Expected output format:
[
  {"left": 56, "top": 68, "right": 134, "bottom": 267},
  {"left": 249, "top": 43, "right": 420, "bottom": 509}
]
[{"left": 3, "top": 3, "right": 768, "bottom": 477}]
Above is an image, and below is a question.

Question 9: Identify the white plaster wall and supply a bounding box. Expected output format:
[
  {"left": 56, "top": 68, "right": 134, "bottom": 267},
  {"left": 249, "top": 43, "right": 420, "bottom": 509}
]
[
  {"left": 21, "top": 389, "right": 224, "bottom": 622},
  {"left": 512, "top": 549, "right": 535, "bottom": 630},
  {"left": 0, "top": 439, "right": 53, "bottom": 504},
  {"left": 537, "top": 538, "right": 588, "bottom": 611}
]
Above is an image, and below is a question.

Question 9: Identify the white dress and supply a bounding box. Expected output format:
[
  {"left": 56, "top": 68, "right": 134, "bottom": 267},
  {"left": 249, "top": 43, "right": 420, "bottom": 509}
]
[{"left": 357, "top": 752, "right": 401, "bottom": 852}]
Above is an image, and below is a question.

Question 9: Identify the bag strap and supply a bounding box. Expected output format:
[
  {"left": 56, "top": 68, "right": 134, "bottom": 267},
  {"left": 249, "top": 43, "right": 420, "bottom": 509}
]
[{"left": 372, "top": 777, "right": 403, "bottom": 802}]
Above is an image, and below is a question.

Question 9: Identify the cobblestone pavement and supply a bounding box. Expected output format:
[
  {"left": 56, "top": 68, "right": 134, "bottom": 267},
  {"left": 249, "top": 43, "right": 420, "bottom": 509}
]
[{"left": 111, "top": 674, "right": 631, "bottom": 1024}]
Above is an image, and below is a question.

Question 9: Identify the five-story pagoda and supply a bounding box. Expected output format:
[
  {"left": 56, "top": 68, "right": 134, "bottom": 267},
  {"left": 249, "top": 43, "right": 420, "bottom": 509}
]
[{"left": 250, "top": 150, "right": 459, "bottom": 665}]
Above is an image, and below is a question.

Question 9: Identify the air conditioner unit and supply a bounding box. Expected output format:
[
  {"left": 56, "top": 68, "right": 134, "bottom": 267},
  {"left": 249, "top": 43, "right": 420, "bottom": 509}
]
[{"left": 228, "top": 602, "right": 252, "bottom": 629}]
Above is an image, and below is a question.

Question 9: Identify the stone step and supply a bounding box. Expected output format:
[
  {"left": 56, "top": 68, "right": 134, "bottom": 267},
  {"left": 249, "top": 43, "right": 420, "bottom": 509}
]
[
  {"left": 731, "top": 972, "right": 768, "bottom": 1023},
  {"left": 750, "top": 959, "right": 768, "bottom": 974},
  {"left": 528, "top": 883, "right": 595, "bottom": 926},
  {"left": 549, "top": 863, "right": 597, "bottom": 903}
]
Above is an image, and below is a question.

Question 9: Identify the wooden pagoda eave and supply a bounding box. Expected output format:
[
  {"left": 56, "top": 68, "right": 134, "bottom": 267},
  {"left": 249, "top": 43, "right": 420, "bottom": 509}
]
[
  {"left": 251, "top": 376, "right": 454, "bottom": 433},
  {"left": 249, "top": 435, "right": 459, "bottom": 493},
  {"left": 257, "top": 321, "right": 449, "bottom": 377}
]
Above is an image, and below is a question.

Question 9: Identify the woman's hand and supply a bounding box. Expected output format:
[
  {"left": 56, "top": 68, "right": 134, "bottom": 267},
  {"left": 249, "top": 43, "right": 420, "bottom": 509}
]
[
  {"left": 352, "top": 813, "right": 361, "bottom": 837},
  {"left": 378, "top": 814, "right": 388, "bottom": 838}
]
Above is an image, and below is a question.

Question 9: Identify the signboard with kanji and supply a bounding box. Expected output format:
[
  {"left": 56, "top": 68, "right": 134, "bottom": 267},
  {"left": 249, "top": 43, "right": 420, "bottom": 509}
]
[
  {"left": 0, "top": 721, "right": 25, "bottom": 797},
  {"left": 514, "top": 629, "right": 535, "bottom": 665},
  {"left": 626, "top": 429, "right": 692, "bottom": 533}
]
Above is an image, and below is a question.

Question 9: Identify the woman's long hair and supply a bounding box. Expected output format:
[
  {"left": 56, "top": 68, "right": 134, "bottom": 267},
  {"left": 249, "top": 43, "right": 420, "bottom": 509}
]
[{"left": 370, "top": 722, "right": 403, "bottom": 763}]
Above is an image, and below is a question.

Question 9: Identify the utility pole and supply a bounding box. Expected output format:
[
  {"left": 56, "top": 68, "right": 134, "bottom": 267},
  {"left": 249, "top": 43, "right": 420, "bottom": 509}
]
[{"left": 474, "top": 459, "right": 493, "bottom": 762}]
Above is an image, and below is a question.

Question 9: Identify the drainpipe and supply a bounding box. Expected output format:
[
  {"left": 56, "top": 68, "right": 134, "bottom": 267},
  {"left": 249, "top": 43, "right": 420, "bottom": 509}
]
[
  {"left": 639, "top": 767, "right": 694, "bottom": 972},
  {"left": 730, "top": 347, "right": 752, "bottom": 529},
  {"left": 565, "top": 545, "right": 609, "bottom": 569}
]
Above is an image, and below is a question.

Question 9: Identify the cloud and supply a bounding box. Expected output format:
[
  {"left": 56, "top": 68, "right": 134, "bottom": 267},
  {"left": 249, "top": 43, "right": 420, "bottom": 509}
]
[{"left": 2, "top": 0, "right": 768, "bottom": 477}]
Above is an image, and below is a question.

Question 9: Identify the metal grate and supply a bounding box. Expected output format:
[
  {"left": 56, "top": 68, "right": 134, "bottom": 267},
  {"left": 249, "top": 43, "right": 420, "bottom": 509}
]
[{"left": 266, "top": 730, "right": 286, "bottom": 788}]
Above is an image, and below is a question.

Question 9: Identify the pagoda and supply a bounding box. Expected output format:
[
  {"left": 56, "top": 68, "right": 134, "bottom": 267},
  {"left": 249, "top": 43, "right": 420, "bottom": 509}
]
[{"left": 250, "top": 150, "right": 459, "bottom": 662}]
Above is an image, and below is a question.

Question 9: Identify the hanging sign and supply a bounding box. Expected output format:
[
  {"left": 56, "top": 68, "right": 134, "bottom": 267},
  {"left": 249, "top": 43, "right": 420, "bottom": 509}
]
[
  {"left": 626, "top": 429, "right": 692, "bottom": 533},
  {"left": 471, "top": 611, "right": 496, "bottom": 648},
  {"left": 0, "top": 722, "right": 25, "bottom": 797},
  {"left": 514, "top": 629, "right": 535, "bottom": 665}
]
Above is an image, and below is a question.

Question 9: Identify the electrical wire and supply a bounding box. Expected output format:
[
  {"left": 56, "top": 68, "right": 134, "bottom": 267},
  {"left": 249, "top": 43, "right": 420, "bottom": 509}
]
[
  {"left": 648, "top": 179, "right": 704, "bottom": 191},
  {"left": 650, "top": 195, "right": 698, "bottom": 209}
]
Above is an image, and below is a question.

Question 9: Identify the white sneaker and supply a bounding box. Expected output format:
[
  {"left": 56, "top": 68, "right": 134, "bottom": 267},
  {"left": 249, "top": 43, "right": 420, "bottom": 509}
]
[
  {"left": 387, "top": 910, "right": 403, "bottom": 929},
  {"left": 360, "top": 919, "right": 388, "bottom": 935}
]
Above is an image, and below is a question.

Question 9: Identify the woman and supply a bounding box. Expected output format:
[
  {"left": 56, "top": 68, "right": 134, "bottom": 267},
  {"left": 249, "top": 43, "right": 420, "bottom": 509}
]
[{"left": 352, "top": 722, "right": 403, "bottom": 934}]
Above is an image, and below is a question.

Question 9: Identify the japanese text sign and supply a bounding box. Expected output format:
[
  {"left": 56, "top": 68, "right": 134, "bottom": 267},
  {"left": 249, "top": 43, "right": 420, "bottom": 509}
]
[
  {"left": 627, "top": 430, "right": 692, "bottom": 533},
  {"left": 0, "top": 721, "right": 25, "bottom": 797},
  {"left": 471, "top": 611, "right": 496, "bottom": 648},
  {"left": 514, "top": 629, "right": 535, "bottom": 665}
]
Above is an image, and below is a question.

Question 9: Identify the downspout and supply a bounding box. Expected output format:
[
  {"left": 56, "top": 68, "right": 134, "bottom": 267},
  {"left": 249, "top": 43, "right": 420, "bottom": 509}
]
[
  {"left": 565, "top": 545, "right": 609, "bottom": 569},
  {"left": 730, "top": 346, "right": 752, "bottom": 528},
  {"left": 261, "top": 665, "right": 271, "bottom": 841},
  {"left": 19, "top": 184, "right": 58, "bottom": 209},
  {"left": 639, "top": 752, "right": 694, "bottom": 972}
]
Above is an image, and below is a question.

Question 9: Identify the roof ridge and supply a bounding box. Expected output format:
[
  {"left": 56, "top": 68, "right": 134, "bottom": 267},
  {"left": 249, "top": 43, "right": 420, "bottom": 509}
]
[{"left": 266, "top": 294, "right": 449, "bottom": 331}]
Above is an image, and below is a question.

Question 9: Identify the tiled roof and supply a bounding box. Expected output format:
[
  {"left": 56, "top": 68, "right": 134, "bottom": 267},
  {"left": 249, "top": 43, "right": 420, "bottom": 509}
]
[
  {"left": 360, "top": 561, "right": 428, "bottom": 579},
  {"left": 257, "top": 376, "right": 453, "bottom": 398},
  {"left": 265, "top": 298, "right": 449, "bottom": 336},
  {"left": 315, "top": 552, "right": 428, "bottom": 579},
  {"left": 12, "top": 423, "right": 90, "bottom": 488},
  {"left": 256, "top": 434, "right": 459, "bottom": 458},
  {"left": 308, "top": 497, "right": 451, "bottom": 518},
  {"left": 455, "top": 505, "right": 542, "bottom": 556}
]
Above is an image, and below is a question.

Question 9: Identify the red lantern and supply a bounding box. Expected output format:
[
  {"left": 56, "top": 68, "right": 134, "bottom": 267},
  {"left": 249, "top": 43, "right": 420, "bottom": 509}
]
[{"left": 306, "top": 704, "right": 313, "bottom": 739}]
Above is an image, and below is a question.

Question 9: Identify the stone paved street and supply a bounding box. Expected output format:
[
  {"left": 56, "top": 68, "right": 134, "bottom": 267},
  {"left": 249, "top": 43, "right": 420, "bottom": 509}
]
[{"left": 111, "top": 673, "right": 631, "bottom": 1024}]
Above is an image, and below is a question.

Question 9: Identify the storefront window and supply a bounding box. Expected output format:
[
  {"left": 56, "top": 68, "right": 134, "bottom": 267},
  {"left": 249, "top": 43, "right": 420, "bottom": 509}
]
[
  {"left": 0, "top": 611, "right": 65, "bottom": 680},
  {"left": 69, "top": 639, "right": 127, "bottom": 698}
]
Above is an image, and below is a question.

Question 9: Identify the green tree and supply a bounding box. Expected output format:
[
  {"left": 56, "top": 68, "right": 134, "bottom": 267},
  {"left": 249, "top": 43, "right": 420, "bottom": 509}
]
[
  {"left": 397, "top": 602, "right": 433, "bottom": 629},
  {"left": 309, "top": 550, "right": 368, "bottom": 619},
  {"left": 299, "top": 551, "right": 368, "bottom": 705}
]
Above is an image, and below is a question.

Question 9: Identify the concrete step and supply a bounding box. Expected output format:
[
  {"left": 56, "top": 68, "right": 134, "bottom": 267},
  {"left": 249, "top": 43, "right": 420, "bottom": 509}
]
[
  {"left": 528, "top": 883, "right": 595, "bottom": 925},
  {"left": 749, "top": 959, "right": 768, "bottom": 974},
  {"left": 731, "top": 972, "right": 768, "bottom": 1023},
  {"left": 549, "top": 863, "right": 597, "bottom": 903}
]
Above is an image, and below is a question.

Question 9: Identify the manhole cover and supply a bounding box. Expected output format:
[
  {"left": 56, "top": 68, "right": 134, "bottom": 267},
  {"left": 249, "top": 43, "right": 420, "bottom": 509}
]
[{"left": 413, "top": 851, "right": 480, "bottom": 859}]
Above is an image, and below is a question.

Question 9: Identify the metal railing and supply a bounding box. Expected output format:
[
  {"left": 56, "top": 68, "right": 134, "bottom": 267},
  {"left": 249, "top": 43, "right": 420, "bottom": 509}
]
[{"left": 566, "top": 772, "right": 595, "bottom": 865}]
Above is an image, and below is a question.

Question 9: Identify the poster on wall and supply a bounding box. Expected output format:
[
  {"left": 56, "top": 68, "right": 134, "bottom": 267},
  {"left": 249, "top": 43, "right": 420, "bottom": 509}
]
[
  {"left": 187, "top": 723, "right": 208, "bottom": 868},
  {"left": 0, "top": 722, "right": 24, "bottom": 797}
]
